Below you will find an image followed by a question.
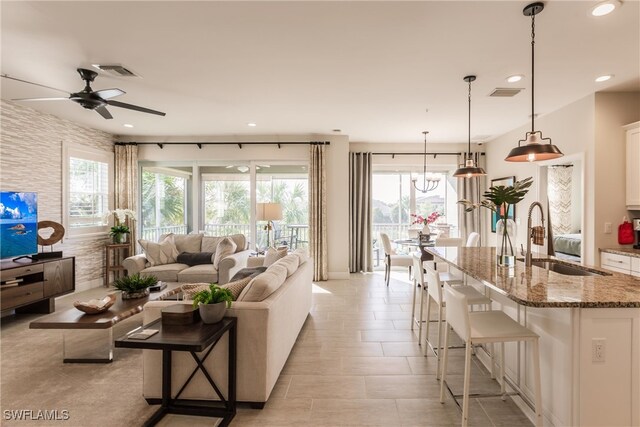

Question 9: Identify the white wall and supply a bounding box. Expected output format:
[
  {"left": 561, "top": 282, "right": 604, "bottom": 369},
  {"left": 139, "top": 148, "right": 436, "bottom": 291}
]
[
  {"left": 485, "top": 92, "right": 640, "bottom": 265},
  {"left": 123, "top": 133, "right": 350, "bottom": 279},
  {"left": 571, "top": 160, "right": 582, "bottom": 233}
]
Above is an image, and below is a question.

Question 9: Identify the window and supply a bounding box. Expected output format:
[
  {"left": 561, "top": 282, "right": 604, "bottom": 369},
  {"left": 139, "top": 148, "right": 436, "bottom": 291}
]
[
  {"left": 202, "top": 166, "right": 251, "bottom": 240},
  {"left": 64, "top": 144, "right": 113, "bottom": 236},
  {"left": 140, "top": 166, "right": 190, "bottom": 242}
]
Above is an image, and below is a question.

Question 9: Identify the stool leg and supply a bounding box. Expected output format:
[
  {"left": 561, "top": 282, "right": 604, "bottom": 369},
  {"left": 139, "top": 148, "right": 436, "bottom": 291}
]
[
  {"left": 411, "top": 276, "right": 417, "bottom": 331},
  {"left": 532, "top": 339, "right": 543, "bottom": 427},
  {"left": 418, "top": 286, "right": 426, "bottom": 346},
  {"left": 500, "top": 342, "right": 506, "bottom": 399},
  {"left": 490, "top": 343, "right": 496, "bottom": 379},
  {"left": 423, "top": 293, "right": 431, "bottom": 351},
  {"left": 462, "top": 341, "right": 472, "bottom": 427},
  {"left": 436, "top": 304, "right": 443, "bottom": 379},
  {"left": 439, "top": 321, "right": 451, "bottom": 403}
]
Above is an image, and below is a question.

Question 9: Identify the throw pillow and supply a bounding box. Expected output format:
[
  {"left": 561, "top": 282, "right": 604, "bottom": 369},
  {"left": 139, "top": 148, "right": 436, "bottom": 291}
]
[
  {"left": 269, "top": 253, "right": 299, "bottom": 277},
  {"left": 238, "top": 264, "right": 288, "bottom": 302},
  {"left": 176, "top": 252, "right": 214, "bottom": 267},
  {"left": 212, "top": 237, "right": 237, "bottom": 270},
  {"left": 293, "top": 247, "right": 309, "bottom": 265},
  {"left": 139, "top": 235, "right": 179, "bottom": 267},
  {"left": 230, "top": 266, "right": 267, "bottom": 281},
  {"left": 201, "top": 236, "right": 222, "bottom": 253},
  {"left": 263, "top": 247, "right": 288, "bottom": 267},
  {"left": 181, "top": 283, "right": 210, "bottom": 301},
  {"left": 220, "top": 276, "right": 253, "bottom": 300},
  {"left": 161, "top": 233, "right": 203, "bottom": 253}
]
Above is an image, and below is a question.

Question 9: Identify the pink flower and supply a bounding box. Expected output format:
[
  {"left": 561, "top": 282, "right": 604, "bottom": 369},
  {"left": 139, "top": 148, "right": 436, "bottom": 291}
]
[{"left": 411, "top": 212, "right": 440, "bottom": 225}]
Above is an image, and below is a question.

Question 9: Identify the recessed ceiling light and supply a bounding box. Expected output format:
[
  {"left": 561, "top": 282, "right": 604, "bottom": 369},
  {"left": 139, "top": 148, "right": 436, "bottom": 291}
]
[
  {"left": 123, "top": 124, "right": 134, "bottom": 128},
  {"left": 247, "top": 123, "right": 257, "bottom": 127},
  {"left": 506, "top": 74, "right": 524, "bottom": 83},
  {"left": 595, "top": 74, "right": 614, "bottom": 82},
  {"left": 591, "top": 0, "right": 621, "bottom": 16}
]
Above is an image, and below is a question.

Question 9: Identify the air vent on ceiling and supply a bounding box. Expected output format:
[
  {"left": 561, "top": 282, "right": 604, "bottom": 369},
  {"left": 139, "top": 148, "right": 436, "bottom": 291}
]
[
  {"left": 91, "top": 64, "right": 141, "bottom": 77},
  {"left": 489, "top": 88, "right": 523, "bottom": 97},
  {"left": 472, "top": 135, "right": 492, "bottom": 142}
]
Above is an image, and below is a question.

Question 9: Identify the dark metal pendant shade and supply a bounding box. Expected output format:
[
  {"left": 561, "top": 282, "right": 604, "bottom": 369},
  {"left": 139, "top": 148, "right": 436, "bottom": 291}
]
[
  {"left": 505, "top": 2, "right": 563, "bottom": 163},
  {"left": 453, "top": 75, "right": 486, "bottom": 178}
]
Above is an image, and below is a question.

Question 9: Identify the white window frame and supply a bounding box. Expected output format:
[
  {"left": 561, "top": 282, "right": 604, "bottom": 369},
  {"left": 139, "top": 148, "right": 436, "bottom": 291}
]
[{"left": 62, "top": 142, "right": 114, "bottom": 238}]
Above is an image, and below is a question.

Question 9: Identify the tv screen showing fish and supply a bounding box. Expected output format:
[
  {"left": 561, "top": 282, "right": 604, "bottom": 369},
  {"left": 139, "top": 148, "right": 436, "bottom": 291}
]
[{"left": 0, "top": 191, "right": 38, "bottom": 260}]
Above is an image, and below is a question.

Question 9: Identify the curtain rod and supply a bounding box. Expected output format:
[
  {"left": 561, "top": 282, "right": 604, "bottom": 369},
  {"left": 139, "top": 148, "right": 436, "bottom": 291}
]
[
  {"left": 116, "top": 141, "right": 330, "bottom": 149},
  {"left": 370, "top": 152, "right": 485, "bottom": 157}
]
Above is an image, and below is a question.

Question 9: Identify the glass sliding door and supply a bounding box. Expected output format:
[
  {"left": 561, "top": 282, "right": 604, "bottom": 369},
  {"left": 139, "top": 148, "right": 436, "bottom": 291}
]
[
  {"left": 140, "top": 166, "right": 190, "bottom": 241},
  {"left": 201, "top": 165, "right": 251, "bottom": 242},
  {"left": 256, "top": 165, "right": 309, "bottom": 251}
]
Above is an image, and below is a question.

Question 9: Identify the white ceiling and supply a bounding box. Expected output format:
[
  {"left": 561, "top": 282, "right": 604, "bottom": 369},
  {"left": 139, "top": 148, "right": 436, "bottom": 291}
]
[{"left": 1, "top": 1, "right": 638, "bottom": 144}]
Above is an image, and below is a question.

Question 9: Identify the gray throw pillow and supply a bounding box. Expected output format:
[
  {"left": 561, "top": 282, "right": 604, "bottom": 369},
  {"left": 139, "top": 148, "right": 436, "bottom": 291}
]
[
  {"left": 230, "top": 266, "right": 267, "bottom": 282},
  {"left": 177, "top": 252, "right": 214, "bottom": 267}
]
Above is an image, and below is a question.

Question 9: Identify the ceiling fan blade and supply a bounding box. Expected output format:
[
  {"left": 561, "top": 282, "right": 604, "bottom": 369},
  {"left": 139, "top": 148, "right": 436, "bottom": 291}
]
[
  {"left": 95, "top": 106, "right": 113, "bottom": 120},
  {"left": 1, "top": 74, "right": 71, "bottom": 95},
  {"left": 12, "top": 97, "right": 69, "bottom": 102},
  {"left": 107, "top": 100, "right": 166, "bottom": 117},
  {"left": 94, "top": 88, "right": 125, "bottom": 100}
]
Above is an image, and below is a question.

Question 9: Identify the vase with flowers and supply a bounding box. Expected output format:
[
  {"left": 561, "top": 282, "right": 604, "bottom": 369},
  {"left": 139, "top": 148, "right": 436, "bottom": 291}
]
[
  {"left": 458, "top": 177, "right": 532, "bottom": 267},
  {"left": 103, "top": 209, "right": 136, "bottom": 244},
  {"left": 411, "top": 212, "right": 441, "bottom": 239}
]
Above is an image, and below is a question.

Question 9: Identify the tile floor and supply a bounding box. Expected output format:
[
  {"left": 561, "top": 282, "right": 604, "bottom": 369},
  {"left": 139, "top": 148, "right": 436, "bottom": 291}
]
[{"left": 0, "top": 269, "right": 533, "bottom": 426}]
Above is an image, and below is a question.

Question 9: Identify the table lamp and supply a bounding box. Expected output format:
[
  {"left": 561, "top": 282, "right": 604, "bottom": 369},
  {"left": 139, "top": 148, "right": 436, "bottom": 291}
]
[{"left": 256, "top": 202, "right": 283, "bottom": 248}]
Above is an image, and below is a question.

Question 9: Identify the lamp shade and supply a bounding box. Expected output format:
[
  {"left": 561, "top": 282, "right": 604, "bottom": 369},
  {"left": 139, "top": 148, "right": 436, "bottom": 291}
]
[
  {"left": 256, "top": 203, "right": 283, "bottom": 221},
  {"left": 505, "top": 132, "right": 563, "bottom": 162},
  {"left": 453, "top": 159, "right": 486, "bottom": 178}
]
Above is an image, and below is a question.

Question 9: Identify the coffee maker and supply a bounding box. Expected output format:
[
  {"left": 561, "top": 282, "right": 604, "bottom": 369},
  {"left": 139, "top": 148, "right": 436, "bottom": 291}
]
[{"left": 634, "top": 219, "right": 640, "bottom": 249}]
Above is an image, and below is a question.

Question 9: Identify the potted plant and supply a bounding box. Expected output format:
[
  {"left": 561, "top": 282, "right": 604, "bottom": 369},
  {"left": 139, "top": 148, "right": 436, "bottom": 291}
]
[
  {"left": 109, "top": 224, "right": 130, "bottom": 244},
  {"left": 411, "top": 211, "right": 441, "bottom": 238},
  {"left": 113, "top": 273, "right": 157, "bottom": 299},
  {"left": 459, "top": 176, "right": 533, "bottom": 267},
  {"left": 192, "top": 284, "right": 234, "bottom": 324}
]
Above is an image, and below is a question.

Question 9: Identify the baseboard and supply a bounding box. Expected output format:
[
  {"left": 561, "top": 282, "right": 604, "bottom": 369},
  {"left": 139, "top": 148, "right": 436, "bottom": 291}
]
[{"left": 328, "top": 271, "right": 350, "bottom": 280}]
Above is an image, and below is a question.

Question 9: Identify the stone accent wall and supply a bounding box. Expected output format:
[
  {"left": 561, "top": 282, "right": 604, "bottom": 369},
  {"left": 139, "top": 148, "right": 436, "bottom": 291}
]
[{"left": 0, "top": 100, "right": 115, "bottom": 290}]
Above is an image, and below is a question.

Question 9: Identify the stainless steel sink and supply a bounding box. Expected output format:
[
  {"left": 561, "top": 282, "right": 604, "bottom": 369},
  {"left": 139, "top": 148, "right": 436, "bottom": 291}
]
[{"left": 531, "top": 260, "right": 611, "bottom": 277}]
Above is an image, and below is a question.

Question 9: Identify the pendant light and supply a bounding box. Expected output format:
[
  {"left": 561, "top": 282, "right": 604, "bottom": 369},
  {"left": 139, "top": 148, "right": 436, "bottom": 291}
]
[
  {"left": 412, "top": 131, "right": 441, "bottom": 193},
  {"left": 453, "top": 75, "right": 487, "bottom": 178},
  {"left": 505, "top": 2, "right": 563, "bottom": 162}
]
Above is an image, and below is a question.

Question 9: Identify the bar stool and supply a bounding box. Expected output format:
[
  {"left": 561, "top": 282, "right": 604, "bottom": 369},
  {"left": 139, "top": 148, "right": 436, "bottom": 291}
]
[
  {"left": 440, "top": 284, "right": 542, "bottom": 427},
  {"left": 422, "top": 264, "right": 491, "bottom": 379},
  {"left": 411, "top": 254, "right": 447, "bottom": 331}
]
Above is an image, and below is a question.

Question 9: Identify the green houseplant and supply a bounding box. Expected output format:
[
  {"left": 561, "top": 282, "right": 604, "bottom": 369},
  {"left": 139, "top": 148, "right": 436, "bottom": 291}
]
[
  {"left": 113, "top": 273, "right": 157, "bottom": 299},
  {"left": 109, "top": 224, "right": 130, "bottom": 244},
  {"left": 459, "top": 176, "right": 533, "bottom": 266},
  {"left": 192, "top": 284, "right": 234, "bottom": 324}
]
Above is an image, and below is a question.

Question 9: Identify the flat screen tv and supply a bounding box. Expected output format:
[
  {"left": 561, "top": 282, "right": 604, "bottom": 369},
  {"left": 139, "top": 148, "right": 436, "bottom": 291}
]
[{"left": 1, "top": 191, "right": 38, "bottom": 260}]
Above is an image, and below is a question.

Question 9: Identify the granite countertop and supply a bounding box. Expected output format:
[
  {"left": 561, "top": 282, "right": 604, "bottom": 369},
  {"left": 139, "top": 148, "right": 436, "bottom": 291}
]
[
  {"left": 426, "top": 247, "right": 640, "bottom": 308},
  {"left": 600, "top": 248, "right": 640, "bottom": 259}
]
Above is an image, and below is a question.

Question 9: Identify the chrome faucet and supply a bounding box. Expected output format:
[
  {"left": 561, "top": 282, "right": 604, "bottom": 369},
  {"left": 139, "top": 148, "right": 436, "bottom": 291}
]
[{"left": 525, "top": 202, "right": 545, "bottom": 267}]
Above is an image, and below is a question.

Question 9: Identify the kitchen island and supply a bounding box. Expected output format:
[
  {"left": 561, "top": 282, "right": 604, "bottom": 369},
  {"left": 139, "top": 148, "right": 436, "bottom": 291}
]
[{"left": 426, "top": 247, "right": 640, "bottom": 427}]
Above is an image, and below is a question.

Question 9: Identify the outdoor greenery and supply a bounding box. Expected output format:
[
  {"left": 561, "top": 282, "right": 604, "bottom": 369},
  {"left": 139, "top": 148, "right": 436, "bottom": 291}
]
[
  {"left": 113, "top": 273, "right": 158, "bottom": 293},
  {"left": 192, "top": 284, "right": 234, "bottom": 308},
  {"left": 141, "top": 171, "right": 186, "bottom": 229}
]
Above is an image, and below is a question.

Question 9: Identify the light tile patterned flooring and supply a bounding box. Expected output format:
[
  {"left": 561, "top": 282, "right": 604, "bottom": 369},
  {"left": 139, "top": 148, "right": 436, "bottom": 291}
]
[{"left": 0, "top": 269, "right": 532, "bottom": 426}]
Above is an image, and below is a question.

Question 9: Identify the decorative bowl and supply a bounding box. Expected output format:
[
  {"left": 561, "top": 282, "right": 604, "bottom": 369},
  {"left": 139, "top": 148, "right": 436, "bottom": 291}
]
[{"left": 74, "top": 293, "right": 117, "bottom": 314}]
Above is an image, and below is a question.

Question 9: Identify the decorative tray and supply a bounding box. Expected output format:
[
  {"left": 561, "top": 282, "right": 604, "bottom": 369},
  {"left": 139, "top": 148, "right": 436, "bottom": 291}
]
[{"left": 73, "top": 294, "right": 117, "bottom": 314}]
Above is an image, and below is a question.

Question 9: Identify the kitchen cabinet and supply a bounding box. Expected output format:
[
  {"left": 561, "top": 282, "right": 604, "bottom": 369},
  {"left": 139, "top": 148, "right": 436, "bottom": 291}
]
[{"left": 625, "top": 121, "right": 640, "bottom": 209}]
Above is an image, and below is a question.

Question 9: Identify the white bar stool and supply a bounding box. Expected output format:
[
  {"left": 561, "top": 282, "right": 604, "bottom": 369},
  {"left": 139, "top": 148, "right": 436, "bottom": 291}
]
[
  {"left": 439, "top": 284, "right": 543, "bottom": 427},
  {"left": 422, "top": 264, "right": 492, "bottom": 380},
  {"left": 411, "top": 254, "right": 450, "bottom": 331}
]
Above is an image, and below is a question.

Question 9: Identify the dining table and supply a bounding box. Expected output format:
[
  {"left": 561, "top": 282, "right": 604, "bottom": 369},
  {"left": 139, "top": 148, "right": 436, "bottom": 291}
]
[{"left": 393, "top": 237, "right": 436, "bottom": 261}]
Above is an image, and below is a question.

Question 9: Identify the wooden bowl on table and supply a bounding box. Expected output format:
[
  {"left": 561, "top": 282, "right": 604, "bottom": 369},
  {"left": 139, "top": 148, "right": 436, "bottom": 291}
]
[{"left": 73, "top": 293, "right": 117, "bottom": 314}]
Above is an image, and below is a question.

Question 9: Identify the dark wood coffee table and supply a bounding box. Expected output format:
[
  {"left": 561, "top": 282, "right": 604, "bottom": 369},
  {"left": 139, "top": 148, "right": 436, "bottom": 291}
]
[
  {"left": 116, "top": 317, "right": 237, "bottom": 427},
  {"left": 29, "top": 283, "right": 181, "bottom": 363}
]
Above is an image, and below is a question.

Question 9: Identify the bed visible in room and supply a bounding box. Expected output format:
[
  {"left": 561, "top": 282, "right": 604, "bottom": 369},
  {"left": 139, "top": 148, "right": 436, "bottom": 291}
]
[{"left": 553, "top": 233, "right": 582, "bottom": 260}]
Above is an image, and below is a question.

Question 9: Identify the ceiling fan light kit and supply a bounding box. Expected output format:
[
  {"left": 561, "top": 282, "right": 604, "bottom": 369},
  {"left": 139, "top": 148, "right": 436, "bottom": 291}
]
[
  {"left": 505, "top": 2, "right": 564, "bottom": 163},
  {"left": 3, "top": 68, "right": 166, "bottom": 120},
  {"left": 453, "top": 75, "right": 487, "bottom": 178}
]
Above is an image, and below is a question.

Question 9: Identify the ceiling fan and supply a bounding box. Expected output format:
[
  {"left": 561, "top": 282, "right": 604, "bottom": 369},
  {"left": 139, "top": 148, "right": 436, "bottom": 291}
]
[{"left": 1, "top": 68, "right": 166, "bottom": 119}]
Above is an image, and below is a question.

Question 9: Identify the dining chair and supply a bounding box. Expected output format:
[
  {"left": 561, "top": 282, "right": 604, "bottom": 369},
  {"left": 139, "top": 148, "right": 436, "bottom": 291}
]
[
  {"left": 440, "top": 284, "right": 542, "bottom": 427},
  {"left": 380, "top": 232, "right": 413, "bottom": 286},
  {"left": 465, "top": 232, "right": 480, "bottom": 247}
]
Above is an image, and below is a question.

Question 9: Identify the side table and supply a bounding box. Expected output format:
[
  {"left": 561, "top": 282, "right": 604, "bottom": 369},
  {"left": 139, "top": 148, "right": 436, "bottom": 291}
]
[
  {"left": 105, "top": 243, "right": 130, "bottom": 287},
  {"left": 115, "top": 317, "right": 237, "bottom": 427}
]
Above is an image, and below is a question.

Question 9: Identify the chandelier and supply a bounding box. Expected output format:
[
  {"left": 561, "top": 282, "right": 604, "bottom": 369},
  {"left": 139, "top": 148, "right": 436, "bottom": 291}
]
[{"left": 412, "top": 131, "right": 441, "bottom": 193}]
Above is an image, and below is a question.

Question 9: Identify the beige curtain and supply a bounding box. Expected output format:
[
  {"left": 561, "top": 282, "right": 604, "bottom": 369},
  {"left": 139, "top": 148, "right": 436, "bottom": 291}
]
[
  {"left": 458, "top": 152, "right": 485, "bottom": 245},
  {"left": 349, "top": 152, "right": 372, "bottom": 272},
  {"left": 309, "top": 143, "right": 328, "bottom": 281},
  {"left": 115, "top": 144, "right": 138, "bottom": 253}
]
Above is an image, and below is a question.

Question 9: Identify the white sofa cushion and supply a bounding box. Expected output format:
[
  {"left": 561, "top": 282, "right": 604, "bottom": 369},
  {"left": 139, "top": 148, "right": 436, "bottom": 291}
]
[
  {"left": 141, "top": 263, "right": 189, "bottom": 282},
  {"left": 263, "top": 247, "right": 287, "bottom": 267},
  {"left": 139, "top": 235, "right": 179, "bottom": 266},
  {"left": 178, "top": 264, "right": 218, "bottom": 283},
  {"left": 213, "top": 237, "right": 237, "bottom": 270},
  {"left": 269, "top": 253, "right": 299, "bottom": 277},
  {"left": 202, "top": 234, "right": 247, "bottom": 254},
  {"left": 238, "top": 264, "right": 287, "bottom": 302},
  {"left": 161, "top": 233, "right": 203, "bottom": 253},
  {"left": 293, "top": 247, "right": 309, "bottom": 265}
]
